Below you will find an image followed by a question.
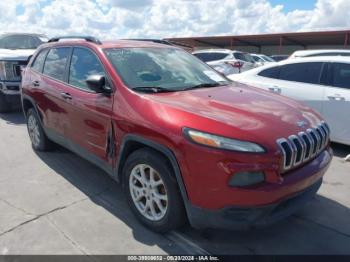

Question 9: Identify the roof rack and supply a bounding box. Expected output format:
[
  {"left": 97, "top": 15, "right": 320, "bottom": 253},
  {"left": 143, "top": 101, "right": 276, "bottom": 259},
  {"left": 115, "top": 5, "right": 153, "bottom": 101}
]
[
  {"left": 126, "top": 39, "right": 174, "bottom": 46},
  {"left": 48, "top": 36, "right": 102, "bottom": 45}
]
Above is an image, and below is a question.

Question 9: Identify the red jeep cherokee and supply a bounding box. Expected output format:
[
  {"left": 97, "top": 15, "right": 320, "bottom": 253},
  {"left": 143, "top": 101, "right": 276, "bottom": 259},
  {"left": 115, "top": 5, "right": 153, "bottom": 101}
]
[{"left": 21, "top": 36, "right": 332, "bottom": 232}]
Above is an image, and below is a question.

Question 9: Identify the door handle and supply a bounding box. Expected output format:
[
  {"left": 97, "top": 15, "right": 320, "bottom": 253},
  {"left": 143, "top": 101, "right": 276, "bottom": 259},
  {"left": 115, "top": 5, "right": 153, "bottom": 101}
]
[
  {"left": 32, "top": 80, "right": 40, "bottom": 87},
  {"left": 268, "top": 87, "right": 281, "bottom": 94},
  {"left": 60, "top": 92, "right": 72, "bottom": 100},
  {"left": 327, "top": 94, "right": 345, "bottom": 101}
]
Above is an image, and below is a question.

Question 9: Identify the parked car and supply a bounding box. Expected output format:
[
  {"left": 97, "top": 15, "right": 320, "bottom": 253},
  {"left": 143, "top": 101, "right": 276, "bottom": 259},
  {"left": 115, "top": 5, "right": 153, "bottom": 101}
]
[
  {"left": 270, "top": 55, "right": 289, "bottom": 61},
  {"left": 228, "top": 56, "right": 350, "bottom": 146},
  {"left": 192, "top": 49, "right": 257, "bottom": 75},
  {"left": 290, "top": 49, "right": 350, "bottom": 59},
  {"left": 22, "top": 36, "right": 332, "bottom": 232},
  {"left": 0, "top": 33, "right": 48, "bottom": 113},
  {"left": 251, "top": 53, "right": 276, "bottom": 66}
]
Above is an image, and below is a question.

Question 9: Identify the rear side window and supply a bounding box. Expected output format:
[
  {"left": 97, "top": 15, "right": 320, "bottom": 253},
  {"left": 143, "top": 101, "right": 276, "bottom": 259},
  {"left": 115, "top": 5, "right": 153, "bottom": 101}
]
[
  {"left": 68, "top": 48, "right": 105, "bottom": 91},
  {"left": 331, "top": 63, "right": 350, "bottom": 89},
  {"left": 258, "top": 66, "right": 280, "bottom": 79},
  {"left": 43, "top": 47, "right": 71, "bottom": 81},
  {"left": 193, "top": 52, "right": 229, "bottom": 62},
  {"left": 31, "top": 49, "right": 48, "bottom": 72},
  {"left": 279, "top": 62, "right": 323, "bottom": 84}
]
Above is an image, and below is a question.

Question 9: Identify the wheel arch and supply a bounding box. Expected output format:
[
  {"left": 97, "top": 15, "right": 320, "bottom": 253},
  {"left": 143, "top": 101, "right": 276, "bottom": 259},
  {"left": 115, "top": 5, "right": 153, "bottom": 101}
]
[{"left": 116, "top": 135, "right": 189, "bottom": 204}]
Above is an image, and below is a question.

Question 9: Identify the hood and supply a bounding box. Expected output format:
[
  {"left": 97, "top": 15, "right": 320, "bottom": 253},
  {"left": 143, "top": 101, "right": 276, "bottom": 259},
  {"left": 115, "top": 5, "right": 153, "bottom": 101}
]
[
  {"left": 0, "top": 49, "right": 35, "bottom": 61},
  {"left": 147, "top": 83, "right": 323, "bottom": 149}
]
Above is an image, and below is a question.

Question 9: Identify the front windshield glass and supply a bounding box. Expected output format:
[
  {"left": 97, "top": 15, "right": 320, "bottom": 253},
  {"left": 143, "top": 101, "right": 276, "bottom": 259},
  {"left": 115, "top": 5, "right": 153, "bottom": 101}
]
[
  {"left": 0, "top": 35, "right": 47, "bottom": 49},
  {"left": 104, "top": 48, "right": 230, "bottom": 91}
]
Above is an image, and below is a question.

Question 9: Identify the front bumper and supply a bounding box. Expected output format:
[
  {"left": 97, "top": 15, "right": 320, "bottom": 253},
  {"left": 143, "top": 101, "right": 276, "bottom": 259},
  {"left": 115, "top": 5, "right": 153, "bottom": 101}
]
[
  {"left": 185, "top": 148, "right": 332, "bottom": 230},
  {"left": 0, "top": 81, "right": 21, "bottom": 95}
]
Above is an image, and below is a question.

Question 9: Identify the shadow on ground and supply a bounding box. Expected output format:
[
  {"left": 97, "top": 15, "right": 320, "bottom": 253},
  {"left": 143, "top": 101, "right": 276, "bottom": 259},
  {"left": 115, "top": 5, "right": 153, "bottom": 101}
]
[
  {"left": 0, "top": 110, "right": 25, "bottom": 125},
  {"left": 331, "top": 142, "right": 350, "bottom": 158}
]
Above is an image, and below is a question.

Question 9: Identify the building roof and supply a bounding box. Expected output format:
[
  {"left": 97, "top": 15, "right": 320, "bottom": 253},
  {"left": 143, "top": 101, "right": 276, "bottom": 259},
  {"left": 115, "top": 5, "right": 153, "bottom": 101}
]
[{"left": 165, "top": 30, "right": 350, "bottom": 49}]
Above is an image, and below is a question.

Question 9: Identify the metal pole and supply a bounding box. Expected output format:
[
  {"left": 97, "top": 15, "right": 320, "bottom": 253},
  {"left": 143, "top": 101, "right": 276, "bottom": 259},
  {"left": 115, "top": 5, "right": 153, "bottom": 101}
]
[
  {"left": 344, "top": 33, "right": 349, "bottom": 48},
  {"left": 279, "top": 37, "right": 283, "bottom": 54}
]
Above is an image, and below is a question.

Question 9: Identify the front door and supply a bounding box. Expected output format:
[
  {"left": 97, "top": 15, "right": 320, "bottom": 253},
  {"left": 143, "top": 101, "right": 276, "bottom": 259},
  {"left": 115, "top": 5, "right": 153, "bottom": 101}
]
[{"left": 64, "top": 47, "right": 114, "bottom": 165}]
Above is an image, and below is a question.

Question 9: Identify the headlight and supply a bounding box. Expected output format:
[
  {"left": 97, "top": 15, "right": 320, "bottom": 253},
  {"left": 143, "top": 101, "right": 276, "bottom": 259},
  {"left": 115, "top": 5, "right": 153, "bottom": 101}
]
[
  {"left": 0, "top": 61, "right": 6, "bottom": 81},
  {"left": 184, "top": 128, "right": 265, "bottom": 153}
]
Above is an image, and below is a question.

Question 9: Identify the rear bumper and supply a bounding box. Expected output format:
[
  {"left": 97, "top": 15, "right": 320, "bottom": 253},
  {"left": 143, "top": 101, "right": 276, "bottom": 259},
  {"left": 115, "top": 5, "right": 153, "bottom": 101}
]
[{"left": 187, "top": 178, "right": 322, "bottom": 230}]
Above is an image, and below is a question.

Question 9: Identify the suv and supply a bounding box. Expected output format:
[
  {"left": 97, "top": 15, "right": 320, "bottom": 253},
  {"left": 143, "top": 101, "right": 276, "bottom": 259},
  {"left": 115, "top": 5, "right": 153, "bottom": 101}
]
[
  {"left": 192, "top": 49, "right": 257, "bottom": 75},
  {"left": 0, "top": 33, "right": 47, "bottom": 112},
  {"left": 21, "top": 36, "right": 332, "bottom": 232},
  {"left": 289, "top": 49, "right": 350, "bottom": 59}
]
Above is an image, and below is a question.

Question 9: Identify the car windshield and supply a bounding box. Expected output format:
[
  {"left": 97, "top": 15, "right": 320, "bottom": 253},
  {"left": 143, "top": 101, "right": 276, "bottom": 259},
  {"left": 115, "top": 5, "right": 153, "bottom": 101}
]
[
  {"left": 104, "top": 48, "right": 230, "bottom": 91},
  {"left": 0, "top": 35, "right": 47, "bottom": 49},
  {"left": 192, "top": 52, "right": 229, "bottom": 62},
  {"left": 234, "top": 52, "right": 255, "bottom": 63}
]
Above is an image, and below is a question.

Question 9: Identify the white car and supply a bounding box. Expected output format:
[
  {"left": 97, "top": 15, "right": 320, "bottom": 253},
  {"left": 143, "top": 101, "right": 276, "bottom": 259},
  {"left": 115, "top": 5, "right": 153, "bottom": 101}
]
[
  {"left": 228, "top": 56, "right": 350, "bottom": 146},
  {"left": 289, "top": 49, "right": 350, "bottom": 59},
  {"left": 251, "top": 53, "right": 276, "bottom": 66},
  {"left": 192, "top": 49, "right": 257, "bottom": 75}
]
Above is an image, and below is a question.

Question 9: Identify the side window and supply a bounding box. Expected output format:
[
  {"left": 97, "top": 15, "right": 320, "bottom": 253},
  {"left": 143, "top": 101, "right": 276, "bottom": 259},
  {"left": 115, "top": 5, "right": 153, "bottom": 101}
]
[
  {"left": 279, "top": 62, "right": 323, "bottom": 84},
  {"left": 68, "top": 48, "right": 105, "bottom": 91},
  {"left": 31, "top": 49, "right": 48, "bottom": 72},
  {"left": 258, "top": 66, "right": 280, "bottom": 79},
  {"left": 331, "top": 63, "right": 350, "bottom": 89},
  {"left": 43, "top": 47, "right": 71, "bottom": 81}
]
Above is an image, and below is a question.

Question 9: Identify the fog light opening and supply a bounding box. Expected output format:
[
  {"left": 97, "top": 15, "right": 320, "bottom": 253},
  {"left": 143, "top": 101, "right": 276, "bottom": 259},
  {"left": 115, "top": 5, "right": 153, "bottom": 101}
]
[{"left": 229, "top": 171, "right": 265, "bottom": 187}]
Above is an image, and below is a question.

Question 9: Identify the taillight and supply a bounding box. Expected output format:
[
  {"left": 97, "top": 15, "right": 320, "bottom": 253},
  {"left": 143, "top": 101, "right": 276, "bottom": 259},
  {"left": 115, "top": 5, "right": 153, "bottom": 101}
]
[{"left": 225, "top": 61, "right": 243, "bottom": 68}]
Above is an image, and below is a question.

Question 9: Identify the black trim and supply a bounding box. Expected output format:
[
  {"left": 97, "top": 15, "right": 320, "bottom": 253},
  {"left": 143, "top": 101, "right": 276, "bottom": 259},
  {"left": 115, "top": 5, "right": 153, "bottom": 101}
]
[{"left": 48, "top": 36, "right": 102, "bottom": 45}]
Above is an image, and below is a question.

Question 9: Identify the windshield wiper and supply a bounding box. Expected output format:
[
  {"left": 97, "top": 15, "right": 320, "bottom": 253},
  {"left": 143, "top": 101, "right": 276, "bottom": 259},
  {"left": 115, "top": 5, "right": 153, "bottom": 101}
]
[
  {"left": 132, "top": 86, "right": 175, "bottom": 93},
  {"left": 183, "top": 82, "right": 224, "bottom": 91}
]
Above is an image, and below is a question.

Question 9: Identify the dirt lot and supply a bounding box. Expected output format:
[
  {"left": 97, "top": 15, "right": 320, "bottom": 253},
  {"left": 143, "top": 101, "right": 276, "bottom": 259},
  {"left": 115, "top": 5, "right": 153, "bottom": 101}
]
[{"left": 0, "top": 111, "right": 349, "bottom": 255}]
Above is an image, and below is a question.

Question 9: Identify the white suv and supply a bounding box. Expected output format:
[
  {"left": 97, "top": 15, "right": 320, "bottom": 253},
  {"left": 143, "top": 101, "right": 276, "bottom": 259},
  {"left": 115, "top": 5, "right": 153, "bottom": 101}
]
[
  {"left": 192, "top": 49, "right": 257, "bottom": 75},
  {"left": 289, "top": 49, "right": 350, "bottom": 59}
]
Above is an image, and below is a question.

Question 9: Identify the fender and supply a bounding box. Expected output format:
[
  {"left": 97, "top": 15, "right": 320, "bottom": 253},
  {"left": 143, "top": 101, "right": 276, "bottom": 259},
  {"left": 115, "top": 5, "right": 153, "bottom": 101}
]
[
  {"left": 21, "top": 94, "right": 42, "bottom": 123},
  {"left": 114, "top": 134, "right": 190, "bottom": 205}
]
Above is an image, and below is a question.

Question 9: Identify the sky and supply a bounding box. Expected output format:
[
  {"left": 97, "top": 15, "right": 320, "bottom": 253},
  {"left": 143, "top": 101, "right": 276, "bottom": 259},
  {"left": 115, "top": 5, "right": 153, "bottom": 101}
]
[{"left": 0, "top": 0, "right": 349, "bottom": 40}]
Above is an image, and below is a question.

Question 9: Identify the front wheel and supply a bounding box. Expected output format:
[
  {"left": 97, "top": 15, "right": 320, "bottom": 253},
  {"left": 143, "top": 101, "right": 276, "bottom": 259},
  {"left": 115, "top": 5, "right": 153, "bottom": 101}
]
[
  {"left": 0, "top": 93, "right": 11, "bottom": 113},
  {"left": 123, "top": 148, "right": 186, "bottom": 232}
]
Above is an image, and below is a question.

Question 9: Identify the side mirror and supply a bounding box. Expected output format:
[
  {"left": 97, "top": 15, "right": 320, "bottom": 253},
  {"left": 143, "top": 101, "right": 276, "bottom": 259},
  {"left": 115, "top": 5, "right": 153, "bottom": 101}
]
[{"left": 86, "top": 75, "right": 112, "bottom": 94}]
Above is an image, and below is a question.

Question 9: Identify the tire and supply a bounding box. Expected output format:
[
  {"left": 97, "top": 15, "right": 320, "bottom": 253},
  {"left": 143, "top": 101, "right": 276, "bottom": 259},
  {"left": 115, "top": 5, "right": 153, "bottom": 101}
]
[
  {"left": 26, "top": 108, "right": 53, "bottom": 151},
  {"left": 0, "top": 93, "right": 11, "bottom": 113},
  {"left": 123, "top": 148, "right": 186, "bottom": 232}
]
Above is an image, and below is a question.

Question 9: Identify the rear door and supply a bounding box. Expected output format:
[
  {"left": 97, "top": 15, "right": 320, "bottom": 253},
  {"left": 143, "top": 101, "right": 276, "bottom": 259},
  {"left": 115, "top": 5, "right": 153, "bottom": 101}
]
[
  {"left": 31, "top": 47, "right": 72, "bottom": 138},
  {"left": 322, "top": 62, "right": 350, "bottom": 145},
  {"left": 64, "top": 47, "right": 114, "bottom": 165}
]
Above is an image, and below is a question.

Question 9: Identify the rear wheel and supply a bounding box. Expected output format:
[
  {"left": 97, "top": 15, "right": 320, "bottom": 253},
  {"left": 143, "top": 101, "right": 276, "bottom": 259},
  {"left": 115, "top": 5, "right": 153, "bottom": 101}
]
[
  {"left": 0, "top": 93, "right": 11, "bottom": 113},
  {"left": 27, "top": 108, "right": 52, "bottom": 151},
  {"left": 123, "top": 148, "right": 186, "bottom": 232}
]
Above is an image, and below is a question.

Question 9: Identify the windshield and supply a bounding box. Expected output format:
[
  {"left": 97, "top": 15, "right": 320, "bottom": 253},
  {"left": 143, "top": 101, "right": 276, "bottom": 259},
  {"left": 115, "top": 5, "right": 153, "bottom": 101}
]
[
  {"left": 234, "top": 52, "right": 255, "bottom": 63},
  {"left": 104, "top": 48, "right": 230, "bottom": 91},
  {"left": 192, "top": 52, "right": 229, "bottom": 62},
  {"left": 0, "top": 35, "right": 47, "bottom": 49}
]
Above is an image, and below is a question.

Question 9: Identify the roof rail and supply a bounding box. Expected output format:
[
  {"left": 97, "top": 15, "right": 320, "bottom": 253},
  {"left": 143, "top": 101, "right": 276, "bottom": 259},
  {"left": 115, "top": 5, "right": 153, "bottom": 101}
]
[
  {"left": 48, "top": 36, "right": 102, "bottom": 45},
  {"left": 125, "top": 39, "right": 174, "bottom": 46}
]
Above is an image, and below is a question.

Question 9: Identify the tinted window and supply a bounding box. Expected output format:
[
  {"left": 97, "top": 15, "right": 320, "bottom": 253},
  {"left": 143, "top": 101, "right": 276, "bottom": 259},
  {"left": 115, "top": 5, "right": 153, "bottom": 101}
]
[
  {"left": 193, "top": 52, "right": 229, "bottom": 62},
  {"left": 32, "top": 49, "right": 48, "bottom": 72},
  {"left": 331, "top": 63, "right": 350, "bottom": 89},
  {"left": 279, "top": 62, "right": 323, "bottom": 84},
  {"left": 234, "top": 52, "right": 255, "bottom": 63},
  {"left": 43, "top": 48, "right": 71, "bottom": 81},
  {"left": 69, "top": 48, "right": 105, "bottom": 90},
  {"left": 258, "top": 66, "right": 280, "bottom": 78},
  {"left": 252, "top": 55, "right": 263, "bottom": 62}
]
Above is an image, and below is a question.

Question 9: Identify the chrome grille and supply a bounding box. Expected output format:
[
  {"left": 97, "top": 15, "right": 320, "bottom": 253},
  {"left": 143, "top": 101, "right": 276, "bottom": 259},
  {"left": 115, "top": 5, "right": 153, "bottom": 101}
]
[
  {"left": 3, "top": 61, "right": 27, "bottom": 81},
  {"left": 277, "top": 121, "right": 330, "bottom": 172}
]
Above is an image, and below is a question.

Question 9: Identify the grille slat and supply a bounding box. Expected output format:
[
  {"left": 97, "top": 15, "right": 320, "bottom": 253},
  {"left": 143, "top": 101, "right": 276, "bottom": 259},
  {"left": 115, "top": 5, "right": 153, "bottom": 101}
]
[{"left": 277, "top": 121, "right": 329, "bottom": 172}]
